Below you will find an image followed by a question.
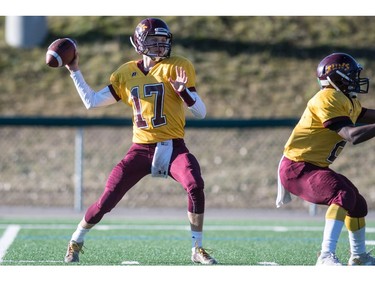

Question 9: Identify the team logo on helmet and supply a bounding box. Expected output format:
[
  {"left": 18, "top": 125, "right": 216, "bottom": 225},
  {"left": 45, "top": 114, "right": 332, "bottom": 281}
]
[
  {"left": 325, "top": 63, "right": 350, "bottom": 75},
  {"left": 136, "top": 23, "right": 148, "bottom": 33}
]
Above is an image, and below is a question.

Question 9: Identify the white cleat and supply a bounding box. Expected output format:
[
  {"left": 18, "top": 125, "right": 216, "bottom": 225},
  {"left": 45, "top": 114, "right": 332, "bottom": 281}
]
[
  {"left": 316, "top": 251, "right": 343, "bottom": 266},
  {"left": 191, "top": 246, "right": 218, "bottom": 265}
]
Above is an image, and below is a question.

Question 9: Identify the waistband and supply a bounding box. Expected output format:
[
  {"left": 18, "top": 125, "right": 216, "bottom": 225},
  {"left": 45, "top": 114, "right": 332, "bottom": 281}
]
[{"left": 136, "top": 138, "right": 185, "bottom": 147}]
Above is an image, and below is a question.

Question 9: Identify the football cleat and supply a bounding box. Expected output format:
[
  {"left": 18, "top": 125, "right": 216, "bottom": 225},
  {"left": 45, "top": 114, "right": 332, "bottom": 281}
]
[
  {"left": 316, "top": 251, "right": 343, "bottom": 266},
  {"left": 64, "top": 240, "right": 84, "bottom": 263},
  {"left": 191, "top": 246, "right": 218, "bottom": 265},
  {"left": 348, "top": 250, "right": 375, "bottom": 266}
]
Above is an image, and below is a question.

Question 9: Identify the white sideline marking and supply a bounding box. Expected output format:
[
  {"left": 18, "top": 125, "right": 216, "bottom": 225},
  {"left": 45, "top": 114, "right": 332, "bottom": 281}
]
[
  {"left": 0, "top": 225, "right": 20, "bottom": 262},
  {"left": 257, "top": 261, "right": 279, "bottom": 266},
  {"left": 121, "top": 260, "right": 140, "bottom": 265},
  {"left": 1, "top": 223, "right": 375, "bottom": 234},
  {"left": 366, "top": 240, "right": 375, "bottom": 245},
  {"left": 4, "top": 260, "right": 63, "bottom": 263},
  {"left": 0, "top": 224, "right": 324, "bottom": 232}
]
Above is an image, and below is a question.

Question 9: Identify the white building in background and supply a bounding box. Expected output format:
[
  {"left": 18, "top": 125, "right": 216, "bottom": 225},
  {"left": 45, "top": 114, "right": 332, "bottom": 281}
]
[{"left": 5, "top": 16, "right": 48, "bottom": 49}]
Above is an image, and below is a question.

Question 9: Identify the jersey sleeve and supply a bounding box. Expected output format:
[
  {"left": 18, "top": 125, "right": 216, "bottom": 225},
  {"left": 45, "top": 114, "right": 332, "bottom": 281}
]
[
  {"left": 109, "top": 71, "right": 122, "bottom": 99},
  {"left": 108, "top": 61, "right": 137, "bottom": 104},
  {"left": 310, "top": 92, "right": 344, "bottom": 124}
]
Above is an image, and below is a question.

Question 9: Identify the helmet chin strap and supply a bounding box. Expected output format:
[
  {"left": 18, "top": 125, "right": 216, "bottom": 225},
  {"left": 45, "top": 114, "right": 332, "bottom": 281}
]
[
  {"left": 327, "top": 72, "right": 358, "bottom": 98},
  {"left": 326, "top": 76, "right": 341, "bottom": 92},
  {"left": 130, "top": 36, "right": 164, "bottom": 62},
  {"left": 327, "top": 77, "right": 357, "bottom": 97}
]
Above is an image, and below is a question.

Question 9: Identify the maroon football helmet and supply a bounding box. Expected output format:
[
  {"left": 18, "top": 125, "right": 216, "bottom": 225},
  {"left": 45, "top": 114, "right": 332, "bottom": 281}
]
[
  {"left": 317, "top": 52, "right": 369, "bottom": 95},
  {"left": 130, "top": 18, "right": 172, "bottom": 61}
]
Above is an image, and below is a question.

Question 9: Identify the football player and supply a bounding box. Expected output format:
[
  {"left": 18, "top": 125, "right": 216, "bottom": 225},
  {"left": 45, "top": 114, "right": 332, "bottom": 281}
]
[
  {"left": 277, "top": 53, "right": 375, "bottom": 265},
  {"left": 63, "top": 17, "right": 217, "bottom": 265}
]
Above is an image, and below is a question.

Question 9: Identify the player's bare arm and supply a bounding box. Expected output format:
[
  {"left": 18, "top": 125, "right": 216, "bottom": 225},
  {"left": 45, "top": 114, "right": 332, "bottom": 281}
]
[
  {"left": 337, "top": 108, "right": 375, "bottom": 144},
  {"left": 337, "top": 123, "right": 375, "bottom": 145}
]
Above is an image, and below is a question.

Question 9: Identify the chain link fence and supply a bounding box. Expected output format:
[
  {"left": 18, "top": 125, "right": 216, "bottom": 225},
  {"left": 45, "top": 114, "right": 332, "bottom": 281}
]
[{"left": 1, "top": 120, "right": 375, "bottom": 213}]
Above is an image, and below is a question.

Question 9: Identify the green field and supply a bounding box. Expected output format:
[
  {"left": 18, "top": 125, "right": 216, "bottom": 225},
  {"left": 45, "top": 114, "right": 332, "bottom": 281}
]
[
  {"left": 2, "top": 216, "right": 375, "bottom": 266},
  {"left": 2, "top": 213, "right": 375, "bottom": 281}
]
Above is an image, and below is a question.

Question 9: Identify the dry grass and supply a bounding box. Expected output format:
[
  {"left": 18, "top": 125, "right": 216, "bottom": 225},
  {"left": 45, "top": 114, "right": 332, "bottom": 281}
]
[{"left": 2, "top": 16, "right": 375, "bottom": 118}]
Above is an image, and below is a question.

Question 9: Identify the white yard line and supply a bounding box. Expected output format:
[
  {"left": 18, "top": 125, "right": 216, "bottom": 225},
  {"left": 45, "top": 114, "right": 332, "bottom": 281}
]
[
  {"left": 1, "top": 223, "right": 375, "bottom": 233},
  {"left": 0, "top": 223, "right": 325, "bottom": 231},
  {"left": 3, "top": 259, "right": 63, "bottom": 263},
  {"left": 0, "top": 224, "right": 20, "bottom": 262}
]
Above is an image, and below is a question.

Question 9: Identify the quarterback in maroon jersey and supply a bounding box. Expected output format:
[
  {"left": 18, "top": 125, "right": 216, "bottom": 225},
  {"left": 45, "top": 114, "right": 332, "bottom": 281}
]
[
  {"left": 63, "top": 18, "right": 217, "bottom": 265},
  {"left": 277, "top": 53, "right": 375, "bottom": 265}
]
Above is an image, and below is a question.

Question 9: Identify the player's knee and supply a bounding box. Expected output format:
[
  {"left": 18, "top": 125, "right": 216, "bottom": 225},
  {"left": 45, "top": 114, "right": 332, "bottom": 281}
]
[
  {"left": 348, "top": 195, "right": 368, "bottom": 218},
  {"left": 85, "top": 198, "right": 116, "bottom": 224},
  {"left": 334, "top": 189, "right": 356, "bottom": 211}
]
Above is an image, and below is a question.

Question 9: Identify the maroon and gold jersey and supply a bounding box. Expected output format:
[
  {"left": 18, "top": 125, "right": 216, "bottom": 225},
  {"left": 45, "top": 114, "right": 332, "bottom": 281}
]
[
  {"left": 284, "top": 88, "right": 363, "bottom": 167},
  {"left": 110, "top": 55, "right": 196, "bottom": 144}
]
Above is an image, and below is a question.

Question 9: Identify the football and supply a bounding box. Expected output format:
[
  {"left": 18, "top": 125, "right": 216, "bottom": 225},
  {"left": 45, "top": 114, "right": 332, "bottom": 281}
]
[{"left": 46, "top": 38, "right": 77, "bottom": 68}]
